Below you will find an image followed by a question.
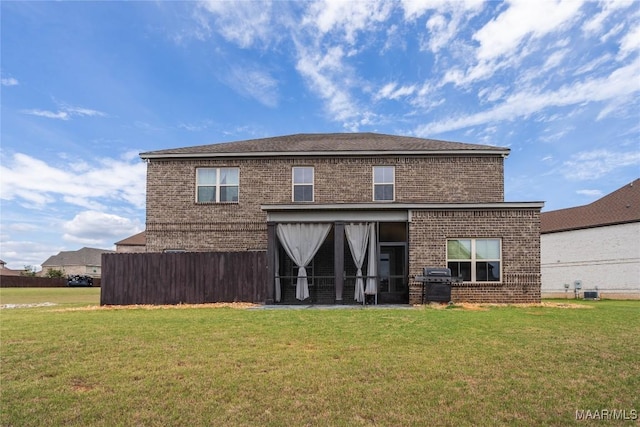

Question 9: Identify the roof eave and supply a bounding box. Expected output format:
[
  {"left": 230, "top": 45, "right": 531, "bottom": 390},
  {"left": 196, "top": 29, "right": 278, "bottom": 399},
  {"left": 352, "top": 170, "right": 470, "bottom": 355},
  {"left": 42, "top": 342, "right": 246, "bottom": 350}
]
[
  {"left": 541, "top": 218, "right": 640, "bottom": 234},
  {"left": 261, "top": 202, "right": 544, "bottom": 211},
  {"left": 140, "top": 149, "right": 510, "bottom": 160}
]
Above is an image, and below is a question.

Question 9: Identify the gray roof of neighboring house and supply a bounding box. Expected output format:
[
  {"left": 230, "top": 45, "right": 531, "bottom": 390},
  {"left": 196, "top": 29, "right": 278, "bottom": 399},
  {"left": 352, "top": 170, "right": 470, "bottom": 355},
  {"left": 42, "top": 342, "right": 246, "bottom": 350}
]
[
  {"left": 140, "top": 133, "right": 509, "bottom": 159},
  {"left": 41, "top": 247, "right": 115, "bottom": 267},
  {"left": 541, "top": 178, "right": 640, "bottom": 234}
]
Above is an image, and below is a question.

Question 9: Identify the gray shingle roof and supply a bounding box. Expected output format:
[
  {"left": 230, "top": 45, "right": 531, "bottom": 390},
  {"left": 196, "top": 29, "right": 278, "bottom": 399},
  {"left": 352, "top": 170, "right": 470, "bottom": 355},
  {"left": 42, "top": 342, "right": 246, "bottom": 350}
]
[
  {"left": 41, "top": 247, "right": 115, "bottom": 267},
  {"left": 541, "top": 179, "right": 640, "bottom": 233},
  {"left": 140, "top": 133, "right": 509, "bottom": 159}
]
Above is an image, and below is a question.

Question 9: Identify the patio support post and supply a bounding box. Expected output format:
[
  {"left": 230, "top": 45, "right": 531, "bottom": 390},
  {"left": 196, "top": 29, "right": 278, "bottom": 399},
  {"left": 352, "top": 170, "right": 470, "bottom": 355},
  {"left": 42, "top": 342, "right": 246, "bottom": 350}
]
[
  {"left": 266, "top": 221, "right": 276, "bottom": 304},
  {"left": 334, "top": 221, "right": 345, "bottom": 301}
]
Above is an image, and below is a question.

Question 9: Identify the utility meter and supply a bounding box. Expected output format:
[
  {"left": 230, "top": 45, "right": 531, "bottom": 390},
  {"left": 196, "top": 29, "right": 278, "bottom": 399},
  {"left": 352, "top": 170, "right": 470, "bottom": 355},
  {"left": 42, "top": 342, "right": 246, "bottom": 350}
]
[{"left": 574, "top": 280, "right": 582, "bottom": 290}]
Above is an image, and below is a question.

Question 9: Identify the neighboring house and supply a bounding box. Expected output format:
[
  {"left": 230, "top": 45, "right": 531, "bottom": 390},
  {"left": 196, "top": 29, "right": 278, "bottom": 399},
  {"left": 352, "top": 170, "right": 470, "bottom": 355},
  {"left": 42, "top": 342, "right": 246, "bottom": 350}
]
[
  {"left": 0, "top": 260, "right": 21, "bottom": 276},
  {"left": 41, "top": 247, "right": 115, "bottom": 278},
  {"left": 541, "top": 179, "right": 640, "bottom": 299},
  {"left": 115, "top": 231, "right": 146, "bottom": 253},
  {"left": 140, "top": 133, "right": 543, "bottom": 304}
]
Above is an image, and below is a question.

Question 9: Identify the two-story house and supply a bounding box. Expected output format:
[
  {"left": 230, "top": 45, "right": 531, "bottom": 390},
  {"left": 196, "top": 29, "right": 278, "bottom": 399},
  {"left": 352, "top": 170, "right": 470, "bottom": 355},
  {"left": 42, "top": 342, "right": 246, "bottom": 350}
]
[{"left": 140, "top": 133, "right": 543, "bottom": 304}]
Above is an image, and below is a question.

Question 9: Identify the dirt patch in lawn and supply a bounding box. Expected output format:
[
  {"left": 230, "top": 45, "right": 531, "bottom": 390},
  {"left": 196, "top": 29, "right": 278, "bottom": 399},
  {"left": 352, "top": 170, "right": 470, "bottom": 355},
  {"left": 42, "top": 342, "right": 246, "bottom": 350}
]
[
  {"left": 60, "top": 302, "right": 259, "bottom": 311},
  {"left": 57, "top": 301, "right": 593, "bottom": 312},
  {"left": 1, "top": 302, "right": 58, "bottom": 309},
  {"left": 418, "top": 302, "right": 593, "bottom": 311}
]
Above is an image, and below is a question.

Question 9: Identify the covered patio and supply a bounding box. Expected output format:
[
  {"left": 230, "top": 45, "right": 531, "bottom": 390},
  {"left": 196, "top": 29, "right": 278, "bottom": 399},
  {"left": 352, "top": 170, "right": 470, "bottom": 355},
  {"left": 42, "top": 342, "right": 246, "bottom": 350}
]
[{"left": 263, "top": 205, "right": 409, "bottom": 305}]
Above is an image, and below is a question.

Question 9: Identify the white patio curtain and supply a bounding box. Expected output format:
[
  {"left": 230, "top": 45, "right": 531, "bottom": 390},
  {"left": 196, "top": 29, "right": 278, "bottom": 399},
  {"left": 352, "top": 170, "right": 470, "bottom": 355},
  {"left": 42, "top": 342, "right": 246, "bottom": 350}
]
[
  {"left": 345, "top": 223, "right": 370, "bottom": 303},
  {"left": 365, "top": 222, "right": 377, "bottom": 295},
  {"left": 276, "top": 223, "right": 331, "bottom": 301},
  {"left": 274, "top": 248, "right": 281, "bottom": 302}
]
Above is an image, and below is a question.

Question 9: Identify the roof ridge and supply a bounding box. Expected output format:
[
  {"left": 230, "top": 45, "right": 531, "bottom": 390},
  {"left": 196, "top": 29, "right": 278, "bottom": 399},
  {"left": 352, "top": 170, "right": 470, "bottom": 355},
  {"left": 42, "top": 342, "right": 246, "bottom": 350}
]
[{"left": 140, "top": 132, "right": 509, "bottom": 159}]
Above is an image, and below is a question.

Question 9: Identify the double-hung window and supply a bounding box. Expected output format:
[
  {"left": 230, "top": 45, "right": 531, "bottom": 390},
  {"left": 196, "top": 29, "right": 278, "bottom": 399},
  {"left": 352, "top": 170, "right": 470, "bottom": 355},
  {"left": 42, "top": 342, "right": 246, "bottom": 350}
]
[
  {"left": 373, "top": 166, "right": 395, "bottom": 201},
  {"left": 292, "top": 166, "right": 314, "bottom": 202},
  {"left": 447, "top": 238, "right": 501, "bottom": 282},
  {"left": 196, "top": 167, "right": 239, "bottom": 203}
]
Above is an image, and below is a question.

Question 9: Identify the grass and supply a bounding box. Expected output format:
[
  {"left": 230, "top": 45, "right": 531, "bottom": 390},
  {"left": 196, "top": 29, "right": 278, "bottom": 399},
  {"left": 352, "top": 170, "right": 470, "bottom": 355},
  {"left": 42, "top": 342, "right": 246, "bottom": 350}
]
[
  {"left": 1, "top": 289, "right": 639, "bottom": 426},
  {"left": 0, "top": 287, "right": 100, "bottom": 306}
]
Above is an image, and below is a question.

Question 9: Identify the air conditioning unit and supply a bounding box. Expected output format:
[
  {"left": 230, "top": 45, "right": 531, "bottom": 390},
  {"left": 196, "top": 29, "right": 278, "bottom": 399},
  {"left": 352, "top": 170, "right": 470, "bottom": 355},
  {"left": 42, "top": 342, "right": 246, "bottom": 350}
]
[{"left": 583, "top": 291, "right": 599, "bottom": 300}]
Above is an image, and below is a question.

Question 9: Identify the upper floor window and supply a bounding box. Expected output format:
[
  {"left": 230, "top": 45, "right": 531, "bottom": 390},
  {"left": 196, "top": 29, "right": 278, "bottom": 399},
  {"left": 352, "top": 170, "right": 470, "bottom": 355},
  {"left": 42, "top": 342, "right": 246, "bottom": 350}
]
[
  {"left": 292, "top": 166, "right": 314, "bottom": 202},
  {"left": 196, "top": 167, "right": 239, "bottom": 203},
  {"left": 373, "top": 166, "right": 395, "bottom": 201},
  {"left": 447, "top": 238, "right": 501, "bottom": 282}
]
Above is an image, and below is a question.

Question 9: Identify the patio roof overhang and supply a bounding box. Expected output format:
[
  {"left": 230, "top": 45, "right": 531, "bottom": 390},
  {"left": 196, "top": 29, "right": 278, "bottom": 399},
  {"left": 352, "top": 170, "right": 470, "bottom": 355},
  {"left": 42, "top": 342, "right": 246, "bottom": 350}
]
[{"left": 261, "top": 202, "right": 545, "bottom": 222}]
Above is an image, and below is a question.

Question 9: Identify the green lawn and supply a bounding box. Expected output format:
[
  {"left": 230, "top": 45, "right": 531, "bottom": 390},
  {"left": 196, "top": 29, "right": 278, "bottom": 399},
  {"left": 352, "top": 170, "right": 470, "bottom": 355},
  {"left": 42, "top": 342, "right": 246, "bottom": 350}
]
[
  {"left": 1, "top": 289, "right": 638, "bottom": 426},
  {"left": 0, "top": 287, "right": 100, "bottom": 306}
]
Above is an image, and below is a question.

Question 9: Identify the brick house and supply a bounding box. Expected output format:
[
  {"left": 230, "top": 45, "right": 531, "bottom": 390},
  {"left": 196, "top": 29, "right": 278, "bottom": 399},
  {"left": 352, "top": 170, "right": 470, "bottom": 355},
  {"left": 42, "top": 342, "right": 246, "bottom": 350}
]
[
  {"left": 115, "top": 231, "right": 146, "bottom": 253},
  {"left": 140, "top": 133, "right": 543, "bottom": 304},
  {"left": 541, "top": 179, "right": 639, "bottom": 299},
  {"left": 41, "top": 247, "right": 114, "bottom": 278}
]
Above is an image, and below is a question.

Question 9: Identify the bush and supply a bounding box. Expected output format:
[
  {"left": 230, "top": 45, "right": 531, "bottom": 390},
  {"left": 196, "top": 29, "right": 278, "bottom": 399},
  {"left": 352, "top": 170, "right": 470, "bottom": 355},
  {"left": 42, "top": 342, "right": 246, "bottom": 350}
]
[{"left": 45, "top": 269, "right": 65, "bottom": 278}]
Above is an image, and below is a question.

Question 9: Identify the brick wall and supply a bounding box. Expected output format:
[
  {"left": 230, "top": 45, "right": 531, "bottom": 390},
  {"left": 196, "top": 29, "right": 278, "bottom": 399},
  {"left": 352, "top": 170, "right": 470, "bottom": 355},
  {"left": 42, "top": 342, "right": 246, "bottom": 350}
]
[
  {"left": 146, "top": 155, "right": 504, "bottom": 252},
  {"left": 144, "top": 153, "right": 542, "bottom": 303},
  {"left": 408, "top": 209, "right": 541, "bottom": 303}
]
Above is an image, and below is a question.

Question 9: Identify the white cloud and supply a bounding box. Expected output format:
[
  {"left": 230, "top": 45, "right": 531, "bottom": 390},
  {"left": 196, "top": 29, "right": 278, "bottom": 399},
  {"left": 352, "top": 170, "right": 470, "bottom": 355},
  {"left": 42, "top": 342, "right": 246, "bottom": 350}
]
[
  {"left": 0, "top": 240, "right": 63, "bottom": 271},
  {"left": 1, "top": 77, "right": 19, "bottom": 86},
  {"left": 473, "top": 0, "right": 584, "bottom": 62},
  {"left": 0, "top": 152, "right": 146, "bottom": 209},
  {"left": 21, "top": 103, "right": 106, "bottom": 120},
  {"left": 375, "top": 82, "right": 416, "bottom": 101},
  {"left": 540, "top": 128, "right": 572, "bottom": 142},
  {"left": 562, "top": 149, "right": 640, "bottom": 180},
  {"left": 63, "top": 105, "right": 106, "bottom": 118},
  {"left": 576, "top": 189, "right": 603, "bottom": 197},
  {"left": 303, "top": 0, "right": 393, "bottom": 44},
  {"left": 21, "top": 109, "right": 70, "bottom": 120},
  {"left": 600, "top": 22, "right": 625, "bottom": 43},
  {"left": 7, "top": 223, "right": 38, "bottom": 232},
  {"left": 295, "top": 45, "right": 362, "bottom": 125},
  {"left": 197, "top": 0, "right": 276, "bottom": 48},
  {"left": 224, "top": 65, "right": 279, "bottom": 107},
  {"left": 617, "top": 23, "right": 640, "bottom": 60},
  {"left": 290, "top": 2, "right": 395, "bottom": 127},
  {"left": 477, "top": 85, "right": 507, "bottom": 103},
  {"left": 62, "top": 211, "right": 143, "bottom": 245},
  {"left": 416, "top": 57, "right": 640, "bottom": 135},
  {"left": 582, "top": 0, "right": 635, "bottom": 35},
  {"left": 574, "top": 53, "right": 613, "bottom": 75},
  {"left": 178, "top": 119, "right": 213, "bottom": 132},
  {"left": 542, "top": 48, "right": 570, "bottom": 71},
  {"left": 185, "top": 0, "right": 638, "bottom": 133},
  {"left": 438, "top": 0, "right": 586, "bottom": 87},
  {"left": 422, "top": 1, "right": 484, "bottom": 54},
  {"left": 401, "top": 0, "right": 484, "bottom": 21}
]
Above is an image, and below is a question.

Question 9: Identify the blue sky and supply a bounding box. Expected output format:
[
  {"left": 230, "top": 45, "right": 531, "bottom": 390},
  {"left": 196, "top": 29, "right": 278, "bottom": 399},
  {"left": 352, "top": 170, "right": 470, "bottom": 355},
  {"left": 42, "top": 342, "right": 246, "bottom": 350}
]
[{"left": 1, "top": 0, "right": 639, "bottom": 270}]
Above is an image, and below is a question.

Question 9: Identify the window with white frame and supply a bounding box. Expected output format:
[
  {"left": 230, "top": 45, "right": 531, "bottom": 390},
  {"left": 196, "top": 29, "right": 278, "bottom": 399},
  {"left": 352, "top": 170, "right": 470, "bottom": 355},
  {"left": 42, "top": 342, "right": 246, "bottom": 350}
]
[
  {"left": 373, "top": 166, "right": 394, "bottom": 201},
  {"left": 447, "top": 238, "right": 501, "bottom": 282},
  {"left": 292, "top": 166, "right": 314, "bottom": 202},
  {"left": 196, "top": 167, "right": 239, "bottom": 203}
]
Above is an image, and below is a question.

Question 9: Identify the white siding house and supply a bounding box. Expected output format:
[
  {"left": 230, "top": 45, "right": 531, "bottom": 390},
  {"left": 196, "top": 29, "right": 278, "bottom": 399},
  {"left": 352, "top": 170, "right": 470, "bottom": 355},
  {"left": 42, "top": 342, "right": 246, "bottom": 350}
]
[{"left": 541, "top": 179, "right": 640, "bottom": 299}]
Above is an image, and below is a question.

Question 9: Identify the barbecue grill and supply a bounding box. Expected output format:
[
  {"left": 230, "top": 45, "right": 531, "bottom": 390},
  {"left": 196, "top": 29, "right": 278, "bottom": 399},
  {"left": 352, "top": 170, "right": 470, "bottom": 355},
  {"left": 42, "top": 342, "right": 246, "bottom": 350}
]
[{"left": 414, "top": 267, "right": 455, "bottom": 303}]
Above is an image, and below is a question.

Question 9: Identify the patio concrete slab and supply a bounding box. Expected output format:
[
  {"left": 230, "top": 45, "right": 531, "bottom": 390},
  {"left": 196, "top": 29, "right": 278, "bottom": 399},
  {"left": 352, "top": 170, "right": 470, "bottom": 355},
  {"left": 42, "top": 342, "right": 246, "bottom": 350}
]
[{"left": 249, "top": 304, "right": 414, "bottom": 310}]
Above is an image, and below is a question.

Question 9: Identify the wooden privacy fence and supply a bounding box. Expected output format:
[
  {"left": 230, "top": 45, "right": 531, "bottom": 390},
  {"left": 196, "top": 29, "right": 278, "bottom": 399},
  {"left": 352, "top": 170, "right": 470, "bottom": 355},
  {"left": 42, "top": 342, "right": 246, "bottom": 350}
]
[
  {"left": 0, "top": 276, "right": 101, "bottom": 288},
  {"left": 100, "top": 251, "right": 268, "bottom": 305}
]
